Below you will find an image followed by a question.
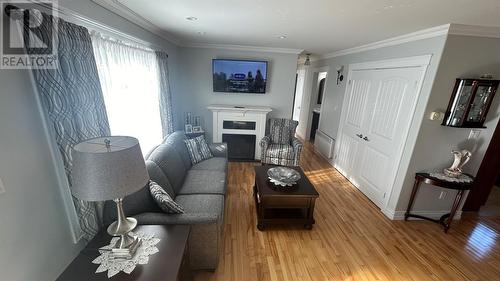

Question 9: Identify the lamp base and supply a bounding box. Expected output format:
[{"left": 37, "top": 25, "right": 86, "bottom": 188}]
[{"left": 107, "top": 198, "right": 141, "bottom": 259}]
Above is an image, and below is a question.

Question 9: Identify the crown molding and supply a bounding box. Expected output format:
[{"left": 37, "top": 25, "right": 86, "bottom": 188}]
[
  {"left": 448, "top": 23, "right": 500, "bottom": 38},
  {"left": 25, "top": 1, "right": 171, "bottom": 52},
  {"left": 183, "top": 42, "right": 303, "bottom": 54},
  {"left": 92, "top": 0, "right": 182, "bottom": 45},
  {"left": 320, "top": 24, "right": 451, "bottom": 60},
  {"left": 319, "top": 23, "right": 500, "bottom": 60},
  {"left": 91, "top": 0, "right": 303, "bottom": 54}
]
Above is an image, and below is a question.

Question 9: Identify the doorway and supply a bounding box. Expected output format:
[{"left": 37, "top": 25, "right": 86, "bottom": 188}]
[
  {"left": 310, "top": 72, "right": 327, "bottom": 141},
  {"left": 292, "top": 69, "right": 305, "bottom": 121},
  {"left": 295, "top": 66, "right": 329, "bottom": 142},
  {"left": 479, "top": 173, "right": 500, "bottom": 216},
  {"left": 463, "top": 119, "right": 500, "bottom": 214}
]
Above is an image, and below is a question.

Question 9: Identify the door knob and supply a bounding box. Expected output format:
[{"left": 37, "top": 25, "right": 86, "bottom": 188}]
[
  {"left": 356, "top": 134, "right": 363, "bottom": 138},
  {"left": 363, "top": 136, "right": 370, "bottom": 141}
]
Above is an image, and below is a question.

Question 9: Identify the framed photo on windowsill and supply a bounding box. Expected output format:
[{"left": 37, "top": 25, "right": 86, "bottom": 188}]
[
  {"left": 185, "top": 124, "right": 193, "bottom": 133},
  {"left": 192, "top": 126, "right": 203, "bottom": 133}
]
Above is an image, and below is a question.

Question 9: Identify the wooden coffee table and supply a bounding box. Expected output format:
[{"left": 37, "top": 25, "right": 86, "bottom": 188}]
[{"left": 253, "top": 165, "right": 319, "bottom": 230}]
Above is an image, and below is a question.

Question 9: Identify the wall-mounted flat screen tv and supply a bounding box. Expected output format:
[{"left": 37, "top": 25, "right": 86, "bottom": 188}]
[{"left": 213, "top": 59, "right": 268, "bottom": 94}]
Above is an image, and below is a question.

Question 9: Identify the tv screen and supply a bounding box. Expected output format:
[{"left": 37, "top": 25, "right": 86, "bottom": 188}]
[{"left": 213, "top": 59, "right": 268, "bottom": 93}]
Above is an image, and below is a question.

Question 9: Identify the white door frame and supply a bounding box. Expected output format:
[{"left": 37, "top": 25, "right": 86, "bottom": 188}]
[
  {"left": 334, "top": 55, "right": 432, "bottom": 211},
  {"left": 297, "top": 65, "right": 329, "bottom": 140},
  {"left": 292, "top": 68, "right": 306, "bottom": 121}
]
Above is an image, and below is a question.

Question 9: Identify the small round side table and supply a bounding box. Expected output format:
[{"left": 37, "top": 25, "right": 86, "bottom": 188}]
[{"left": 404, "top": 172, "right": 474, "bottom": 233}]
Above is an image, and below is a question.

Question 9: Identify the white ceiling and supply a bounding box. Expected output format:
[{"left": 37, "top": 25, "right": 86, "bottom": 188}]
[{"left": 115, "top": 0, "right": 500, "bottom": 55}]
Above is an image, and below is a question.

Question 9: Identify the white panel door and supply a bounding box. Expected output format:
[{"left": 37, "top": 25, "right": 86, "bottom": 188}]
[
  {"left": 335, "top": 70, "right": 372, "bottom": 180},
  {"left": 353, "top": 67, "right": 423, "bottom": 208}
]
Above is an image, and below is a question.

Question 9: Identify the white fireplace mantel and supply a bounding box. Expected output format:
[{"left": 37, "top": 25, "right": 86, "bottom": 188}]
[{"left": 207, "top": 105, "right": 272, "bottom": 160}]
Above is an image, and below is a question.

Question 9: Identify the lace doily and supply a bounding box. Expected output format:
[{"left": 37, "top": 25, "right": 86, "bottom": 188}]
[
  {"left": 92, "top": 232, "right": 160, "bottom": 278},
  {"left": 429, "top": 172, "right": 473, "bottom": 183}
]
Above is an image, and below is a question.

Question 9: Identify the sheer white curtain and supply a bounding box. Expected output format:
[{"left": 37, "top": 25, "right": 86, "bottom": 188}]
[{"left": 91, "top": 34, "right": 163, "bottom": 154}]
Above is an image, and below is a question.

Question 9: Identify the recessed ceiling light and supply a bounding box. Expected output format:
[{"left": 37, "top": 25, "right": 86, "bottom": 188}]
[
  {"left": 186, "top": 16, "right": 198, "bottom": 21},
  {"left": 278, "top": 35, "right": 287, "bottom": 39}
]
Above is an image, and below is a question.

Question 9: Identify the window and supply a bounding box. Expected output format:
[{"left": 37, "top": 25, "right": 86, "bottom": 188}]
[{"left": 92, "top": 34, "right": 163, "bottom": 154}]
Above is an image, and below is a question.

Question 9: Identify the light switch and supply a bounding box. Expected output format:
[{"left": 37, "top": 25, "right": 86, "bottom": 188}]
[
  {"left": 0, "top": 177, "right": 5, "bottom": 194},
  {"left": 468, "top": 129, "right": 481, "bottom": 140}
]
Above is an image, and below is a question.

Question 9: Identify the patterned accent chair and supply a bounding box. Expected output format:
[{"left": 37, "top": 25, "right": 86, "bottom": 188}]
[{"left": 260, "top": 118, "right": 303, "bottom": 166}]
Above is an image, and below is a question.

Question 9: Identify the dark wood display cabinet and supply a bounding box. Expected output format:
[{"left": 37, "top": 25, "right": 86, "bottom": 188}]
[{"left": 442, "top": 78, "right": 499, "bottom": 128}]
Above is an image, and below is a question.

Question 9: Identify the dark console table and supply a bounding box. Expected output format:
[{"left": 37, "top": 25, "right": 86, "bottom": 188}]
[
  {"left": 57, "top": 225, "right": 191, "bottom": 281},
  {"left": 253, "top": 165, "right": 319, "bottom": 230},
  {"left": 404, "top": 172, "right": 474, "bottom": 233}
]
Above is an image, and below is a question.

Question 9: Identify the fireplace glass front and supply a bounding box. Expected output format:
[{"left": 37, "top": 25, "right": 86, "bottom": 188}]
[{"left": 222, "top": 134, "right": 256, "bottom": 160}]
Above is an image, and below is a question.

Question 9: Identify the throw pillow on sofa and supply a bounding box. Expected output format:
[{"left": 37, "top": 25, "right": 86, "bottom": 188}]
[
  {"left": 149, "top": 181, "right": 184, "bottom": 214},
  {"left": 184, "top": 135, "right": 213, "bottom": 164}
]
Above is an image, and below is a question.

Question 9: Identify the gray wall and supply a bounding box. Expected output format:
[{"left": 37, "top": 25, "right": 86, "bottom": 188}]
[
  {"left": 314, "top": 34, "right": 500, "bottom": 217},
  {"left": 0, "top": 65, "right": 85, "bottom": 281},
  {"left": 395, "top": 35, "right": 500, "bottom": 213},
  {"left": 313, "top": 36, "right": 448, "bottom": 216},
  {"left": 313, "top": 35, "right": 447, "bottom": 140},
  {"left": 176, "top": 47, "right": 299, "bottom": 140},
  {"left": 0, "top": 1, "right": 181, "bottom": 280}
]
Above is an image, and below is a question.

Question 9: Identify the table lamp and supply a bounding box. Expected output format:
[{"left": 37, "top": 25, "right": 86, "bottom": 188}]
[{"left": 71, "top": 136, "right": 149, "bottom": 258}]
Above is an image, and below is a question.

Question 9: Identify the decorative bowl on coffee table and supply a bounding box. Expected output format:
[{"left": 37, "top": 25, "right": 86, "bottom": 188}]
[{"left": 267, "top": 166, "right": 301, "bottom": 187}]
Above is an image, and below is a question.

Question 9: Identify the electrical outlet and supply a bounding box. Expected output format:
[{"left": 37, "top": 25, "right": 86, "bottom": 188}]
[
  {"left": 0, "top": 177, "right": 5, "bottom": 194},
  {"left": 439, "top": 191, "right": 446, "bottom": 200},
  {"left": 468, "top": 129, "right": 481, "bottom": 140}
]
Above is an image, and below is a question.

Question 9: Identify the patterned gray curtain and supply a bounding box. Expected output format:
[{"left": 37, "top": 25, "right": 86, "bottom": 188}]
[
  {"left": 24, "top": 13, "right": 110, "bottom": 240},
  {"left": 155, "top": 51, "right": 175, "bottom": 137}
]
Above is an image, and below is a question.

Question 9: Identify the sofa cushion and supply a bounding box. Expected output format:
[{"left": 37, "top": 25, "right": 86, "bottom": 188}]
[
  {"left": 133, "top": 194, "right": 224, "bottom": 225},
  {"left": 163, "top": 131, "right": 192, "bottom": 170},
  {"left": 178, "top": 170, "right": 226, "bottom": 195},
  {"left": 147, "top": 143, "right": 187, "bottom": 195},
  {"left": 102, "top": 184, "right": 161, "bottom": 225},
  {"left": 145, "top": 160, "right": 175, "bottom": 198},
  {"left": 191, "top": 157, "right": 227, "bottom": 172},
  {"left": 149, "top": 181, "right": 185, "bottom": 214},
  {"left": 175, "top": 194, "right": 223, "bottom": 218},
  {"left": 133, "top": 211, "right": 219, "bottom": 225},
  {"left": 184, "top": 135, "right": 213, "bottom": 164}
]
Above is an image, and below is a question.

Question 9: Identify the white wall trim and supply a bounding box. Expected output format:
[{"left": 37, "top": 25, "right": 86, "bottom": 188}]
[
  {"left": 26, "top": 1, "right": 170, "bottom": 52},
  {"left": 382, "top": 208, "right": 462, "bottom": 221},
  {"left": 91, "top": 0, "right": 182, "bottom": 45},
  {"left": 348, "top": 55, "right": 432, "bottom": 71},
  {"left": 183, "top": 42, "right": 303, "bottom": 54},
  {"left": 91, "top": 0, "right": 303, "bottom": 54},
  {"left": 321, "top": 25, "right": 450, "bottom": 59},
  {"left": 319, "top": 23, "right": 500, "bottom": 60}
]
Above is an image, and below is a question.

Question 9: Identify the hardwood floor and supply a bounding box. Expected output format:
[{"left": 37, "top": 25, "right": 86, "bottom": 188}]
[{"left": 195, "top": 142, "right": 500, "bottom": 281}]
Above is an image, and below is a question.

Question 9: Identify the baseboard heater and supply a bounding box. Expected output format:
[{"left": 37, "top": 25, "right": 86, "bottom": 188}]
[{"left": 314, "top": 130, "right": 334, "bottom": 159}]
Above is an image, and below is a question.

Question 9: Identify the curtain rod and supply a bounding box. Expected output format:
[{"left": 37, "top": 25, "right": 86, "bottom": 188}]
[{"left": 3, "top": 2, "right": 168, "bottom": 57}]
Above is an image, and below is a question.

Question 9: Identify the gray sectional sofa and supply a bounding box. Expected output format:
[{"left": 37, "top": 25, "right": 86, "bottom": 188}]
[{"left": 103, "top": 131, "right": 227, "bottom": 270}]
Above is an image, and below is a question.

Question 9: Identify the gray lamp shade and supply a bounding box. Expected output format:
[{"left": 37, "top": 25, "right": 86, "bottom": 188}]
[{"left": 71, "top": 136, "right": 149, "bottom": 201}]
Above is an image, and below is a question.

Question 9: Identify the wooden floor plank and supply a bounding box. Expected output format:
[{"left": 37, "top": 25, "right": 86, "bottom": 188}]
[{"left": 194, "top": 142, "right": 500, "bottom": 281}]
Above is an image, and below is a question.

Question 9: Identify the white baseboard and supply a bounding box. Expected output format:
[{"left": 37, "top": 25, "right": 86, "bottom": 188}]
[{"left": 382, "top": 208, "right": 462, "bottom": 221}]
